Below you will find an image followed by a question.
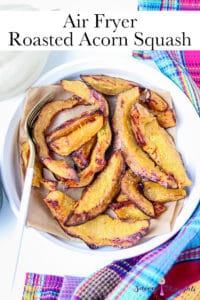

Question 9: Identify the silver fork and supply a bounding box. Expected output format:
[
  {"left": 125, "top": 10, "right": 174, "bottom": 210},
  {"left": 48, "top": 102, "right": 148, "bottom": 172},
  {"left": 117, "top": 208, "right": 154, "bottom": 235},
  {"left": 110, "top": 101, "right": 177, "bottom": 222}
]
[{"left": 11, "top": 91, "right": 54, "bottom": 292}]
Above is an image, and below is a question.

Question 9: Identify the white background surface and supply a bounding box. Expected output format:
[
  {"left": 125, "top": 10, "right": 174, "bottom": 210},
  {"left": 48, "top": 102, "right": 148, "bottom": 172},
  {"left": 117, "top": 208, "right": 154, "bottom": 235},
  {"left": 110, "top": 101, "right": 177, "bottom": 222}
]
[
  {"left": 0, "top": 50, "right": 158, "bottom": 299},
  {"left": 0, "top": 0, "right": 137, "bottom": 10}
]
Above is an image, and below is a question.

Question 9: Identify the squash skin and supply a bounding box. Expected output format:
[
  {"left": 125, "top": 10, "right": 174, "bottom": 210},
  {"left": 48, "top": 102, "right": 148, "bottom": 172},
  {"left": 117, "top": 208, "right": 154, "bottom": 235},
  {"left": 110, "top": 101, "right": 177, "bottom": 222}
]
[
  {"left": 113, "top": 87, "right": 177, "bottom": 188},
  {"left": 65, "top": 151, "right": 124, "bottom": 226}
]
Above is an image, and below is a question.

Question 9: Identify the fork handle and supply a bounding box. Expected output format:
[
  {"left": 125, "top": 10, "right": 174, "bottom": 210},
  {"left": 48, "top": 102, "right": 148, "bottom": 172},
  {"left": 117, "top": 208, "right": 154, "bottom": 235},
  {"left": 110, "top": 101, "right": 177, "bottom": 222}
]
[{"left": 11, "top": 167, "right": 34, "bottom": 292}]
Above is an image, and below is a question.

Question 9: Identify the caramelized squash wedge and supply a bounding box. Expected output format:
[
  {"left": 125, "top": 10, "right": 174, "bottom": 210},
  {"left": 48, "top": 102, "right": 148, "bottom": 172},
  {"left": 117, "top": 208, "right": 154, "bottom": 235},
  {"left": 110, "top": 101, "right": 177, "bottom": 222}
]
[
  {"left": 44, "top": 190, "right": 76, "bottom": 224},
  {"left": 111, "top": 200, "right": 150, "bottom": 221},
  {"left": 71, "top": 136, "right": 97, "bottom": 169},
  {"left": 21, "top": 141, "right": 57, "bottom": 190},
  {"left": 153, "top": 202, "right": 167, "bottom": 217},
  {"left": 65, "top": 151, "right": 124, "bottom": 226},
  {"left": 142, "top": 181, "right": 187, "bottom": 202},
  {"left": 44, "top": 184, "right": 150, "bottom": 249},
  {"left": 111, "top": 200, "right": 166, "bottom": 220},
  {"left": 46, "top": 109, "right": 102, "bottom": 143},
  {"left": 48, "top": 111, "right": 103, "bottom": 156},
  {"left": 121, "top": 170, "right": 155, "bottom": 217},
  {"left": 33, "top": 98, "right": 85, "bottom": 180},
  {"left": 112, "top": 192, "right": 166, "bottom": 219},
  {"left": 63, "top": 119, "right": 112, "bottom": 188},
  {"left": 151, "top": 108, "right": 176, "bottom": 128},
  {"left": 140, "top": 89, "right": 169, "bottom": 111},
  {"left": 113, "top": 88, "right": 177, "bottom": 188},
  {"left": 81, "top": 74, "right": 138, "bottom": 95},
  {"left": 80, "top": 75, "right": 174, "bottom": 127},
  {"left": 65, "top": 215, "right": 150, "bottom": 249},
  {"left": 61, "top": 80, "right": 109, "bottom": 117},
  {"left": 130, "top": 103, "right": 192, "bottom": 187}
]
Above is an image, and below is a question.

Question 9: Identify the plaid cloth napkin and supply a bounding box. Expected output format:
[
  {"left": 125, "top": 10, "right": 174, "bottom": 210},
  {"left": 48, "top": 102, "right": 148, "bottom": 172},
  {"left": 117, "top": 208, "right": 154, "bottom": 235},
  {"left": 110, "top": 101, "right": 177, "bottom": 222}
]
[{"left": 23, "top": 2, "right": 200, "bottom": 299}]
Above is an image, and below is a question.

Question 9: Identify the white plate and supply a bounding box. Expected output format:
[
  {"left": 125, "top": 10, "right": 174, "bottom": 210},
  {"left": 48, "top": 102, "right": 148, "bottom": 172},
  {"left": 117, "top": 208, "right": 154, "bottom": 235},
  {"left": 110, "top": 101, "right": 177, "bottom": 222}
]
[{"left": 2, "top": 56, "right": 200, "bottom": 262}]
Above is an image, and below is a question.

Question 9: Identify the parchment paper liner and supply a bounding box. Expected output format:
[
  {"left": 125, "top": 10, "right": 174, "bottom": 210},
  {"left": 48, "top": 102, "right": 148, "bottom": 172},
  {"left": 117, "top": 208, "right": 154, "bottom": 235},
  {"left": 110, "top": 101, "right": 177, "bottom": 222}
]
[{"left": 18, "top": 83, "right": 182, "bottom": 245}]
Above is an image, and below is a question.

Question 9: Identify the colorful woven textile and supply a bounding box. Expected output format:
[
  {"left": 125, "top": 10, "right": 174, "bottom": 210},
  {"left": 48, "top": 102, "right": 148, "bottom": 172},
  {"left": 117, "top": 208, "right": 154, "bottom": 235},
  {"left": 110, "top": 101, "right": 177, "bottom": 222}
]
[
  {"left": 138, "top": 0, "right": 200, "bottom": 10},
  {"left": 58, "top": 276, "right": 84, "bottom": 300},
  {"left": 23, "top": 237, "right": 200, "bottom": 299},
  {"left": 23, "top": 273, "right": 63, "bottom": 299},
  {"left": 132, "top": 50, "right": 200, "bottom": 115}
]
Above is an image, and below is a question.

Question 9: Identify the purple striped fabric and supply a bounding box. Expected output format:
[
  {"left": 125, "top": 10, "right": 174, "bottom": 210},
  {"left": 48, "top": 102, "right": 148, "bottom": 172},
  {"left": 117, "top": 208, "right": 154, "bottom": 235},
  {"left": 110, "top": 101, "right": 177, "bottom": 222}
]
[
  {"left": 23, "top": 273, "right": 63, "bottom": 299},
  {"left": 58, "top": 276, "right": 84, "bottom": 300}
]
